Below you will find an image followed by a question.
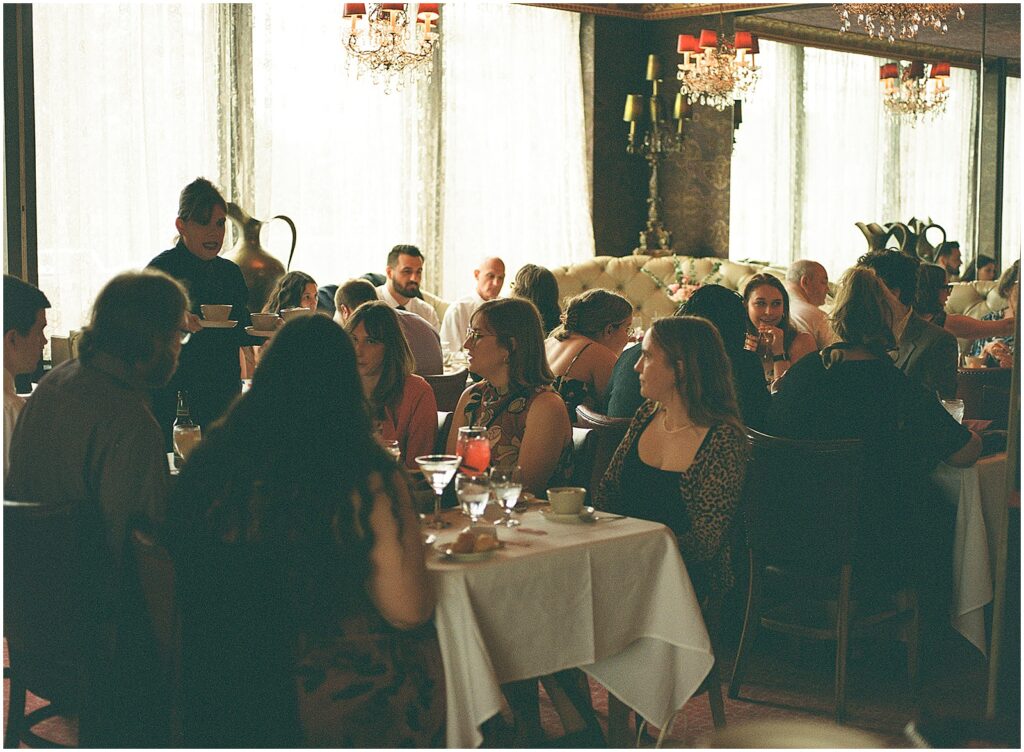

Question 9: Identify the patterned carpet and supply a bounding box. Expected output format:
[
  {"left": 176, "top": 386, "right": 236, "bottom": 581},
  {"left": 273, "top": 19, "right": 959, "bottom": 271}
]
[{"left": 2, "top": 628, "right": 1005, "bottom": 748}]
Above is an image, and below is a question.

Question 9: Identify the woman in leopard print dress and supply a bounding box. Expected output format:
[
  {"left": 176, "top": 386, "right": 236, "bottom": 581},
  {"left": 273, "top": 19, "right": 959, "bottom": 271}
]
[{"left": 595, "top": 317, "right": 747, "bottom": 601}]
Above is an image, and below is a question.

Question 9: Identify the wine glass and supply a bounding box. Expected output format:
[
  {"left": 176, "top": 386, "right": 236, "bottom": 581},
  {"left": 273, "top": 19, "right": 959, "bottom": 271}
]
[
  {"left": 456, "top": 426, "right": 491, "bottom": 476},
  {"left": 455, "top": 473, "right": 491, "bottom": 524},
  {"left": 414, "top": 454, "right": 461, "bottom": 529},
  {"left": 490, "top": 465, "right": 523, "bottom": 527}
]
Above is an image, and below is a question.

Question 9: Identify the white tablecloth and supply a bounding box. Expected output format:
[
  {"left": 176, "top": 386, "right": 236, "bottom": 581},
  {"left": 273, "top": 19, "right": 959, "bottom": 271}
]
[
  {"left": 426, "top": 509, "right": 714, "bottom": 748},
  {"left": 932, "top": 453, "right": 1007, "bottom": 654}
]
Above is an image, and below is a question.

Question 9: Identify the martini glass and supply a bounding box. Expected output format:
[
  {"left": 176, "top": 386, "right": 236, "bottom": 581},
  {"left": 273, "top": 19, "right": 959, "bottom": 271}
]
[{"left": 415, "top": 454, "right": 461, "bottom": 529}]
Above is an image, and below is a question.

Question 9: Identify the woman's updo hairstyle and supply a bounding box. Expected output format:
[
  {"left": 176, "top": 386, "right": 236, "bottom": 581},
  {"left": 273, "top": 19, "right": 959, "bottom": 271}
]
[{"left": 551, "top": 288, "right": 632, "bottom": 342}]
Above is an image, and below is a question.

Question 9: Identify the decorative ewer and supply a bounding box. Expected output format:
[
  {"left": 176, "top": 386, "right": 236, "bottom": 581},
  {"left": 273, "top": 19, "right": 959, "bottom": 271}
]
[
  {"left": 226, "top": 202, "right": 297, "bottom": 312},
  {"left": 855, "top": 217, "right": 945, "bottom": 261}
]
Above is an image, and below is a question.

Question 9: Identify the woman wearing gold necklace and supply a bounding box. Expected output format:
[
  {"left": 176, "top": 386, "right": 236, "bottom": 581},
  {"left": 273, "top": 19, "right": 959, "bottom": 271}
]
[
  {"left": 447, "top": 297, "right": 572, "bottom": 496},
  {"left": 595, "top": 317, "right": 747, "bottom": 602}
]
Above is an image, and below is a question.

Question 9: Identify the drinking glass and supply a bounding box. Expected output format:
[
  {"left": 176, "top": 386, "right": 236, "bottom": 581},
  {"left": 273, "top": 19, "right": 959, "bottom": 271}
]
[
  {"left": 382, "top": 439, "right": 401, "bottom": 462},
  {"left": 455, "top": 473, "right": 491, "bottom": 524},
  {"left": 941, "top": 398, "right": 965, "bottom": 424},
  {"left": 172, "top": 424, "right": 202, "bottom": 464},
  {"left": 456, "top": 426, "right": 491, "bottom": 476},
  {"left": 414, "top": 454, "right": 461, "bottom": 529},
  {"left": 490, "top": 465, "right": 523, "bottom": 527}
]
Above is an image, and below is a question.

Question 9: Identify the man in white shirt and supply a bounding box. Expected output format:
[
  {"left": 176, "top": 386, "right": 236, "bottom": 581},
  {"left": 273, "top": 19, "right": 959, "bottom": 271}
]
[
  {"left": 784, "top": 259, "right": 833, "bottom": 350},
  {"left": 3, "top": 274, "right": 50, "bottom": 477},
  {"left": 439, "top": 257, "right": 506, "bottom": 354},
  {"left": 376, "top": 244, "right": 441, "bottom": 331}
]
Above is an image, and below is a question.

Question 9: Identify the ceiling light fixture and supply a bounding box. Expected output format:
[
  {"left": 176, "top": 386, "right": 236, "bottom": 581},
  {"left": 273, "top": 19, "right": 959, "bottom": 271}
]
[
  {"left": 880, "top": 60, "right": 951, "bottom": 124},
  {"left": 342, "top": 3, "right": 440, "bottom": 92},
  {"left": 676, "top": 29, "right": 760, "bottom": 111},
  {"left": 836, "top": 4, "right": 965, "bottom": 43}
]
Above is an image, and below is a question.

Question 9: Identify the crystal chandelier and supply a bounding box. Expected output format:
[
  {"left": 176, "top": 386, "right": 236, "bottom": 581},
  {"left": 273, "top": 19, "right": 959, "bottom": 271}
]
[
  {"left": 880, "top": 60, "right": 951, "bottom": 124},
  {"left": 342, "top": 3, "right": 440, "bottom": 92},
  {"left": 676, "top": 30, "right": 760, "bottom": 111},
  {"left": 836, "top": 4, "right": 965, "bottom": 43}
]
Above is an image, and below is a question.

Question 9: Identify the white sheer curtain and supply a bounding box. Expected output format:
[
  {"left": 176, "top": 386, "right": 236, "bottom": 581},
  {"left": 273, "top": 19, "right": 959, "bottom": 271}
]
[
  {"left": 1002, "top": 76, "right": 1020, "bottom": 261},
  {"left": 249, "top": 2, "right": 592, "bottom": 300},
  {"left": 438, "top": 4, "right": 593, "bottom": 300},
  {"left": 33, "top": 4, "right": 219, "bottom": 335},
  {"left": 250, "top": 1, "right": 432, "bottom": 291},
  {"left": 731, "top": 40, "right": 978, "bottom": 281},
  {"left": 728, "top": 39, "right": 799, "bottom": 265}
]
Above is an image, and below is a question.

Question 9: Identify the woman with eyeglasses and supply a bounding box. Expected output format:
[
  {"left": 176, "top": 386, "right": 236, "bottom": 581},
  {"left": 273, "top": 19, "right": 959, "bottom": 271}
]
[
  {"left": 345, "top": 301, "right": 437, "bottom": 468},
  {"left": 447, "top": 297, "right": 572, "bottom": 496},
  {"left": 544, "top": 288, "right": 634, "bottom": 420}
]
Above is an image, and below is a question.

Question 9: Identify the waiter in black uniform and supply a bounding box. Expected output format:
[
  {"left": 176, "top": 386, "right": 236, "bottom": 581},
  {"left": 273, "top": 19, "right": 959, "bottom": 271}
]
[{"left": 148, "top": 177, "right": 258, "bottom": 448}]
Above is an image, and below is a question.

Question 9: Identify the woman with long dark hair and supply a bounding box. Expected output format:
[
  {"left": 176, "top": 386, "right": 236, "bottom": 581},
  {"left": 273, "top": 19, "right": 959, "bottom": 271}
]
[
  {"left": 742, "top": 273, "right": 817, "bottom": 384},
  {"left": 344, "top": 301, "right": 437, "bottom": 467},
  {"left": 595, "top": 316, "right": 747, "bottom": 601},
  {"left": 263, "top": 270, "right": 318, "bottom": 314},
  {"left": 447, "top": 297, "right": 572, "bottom": 495},
  {"left": 167, "top": 314, "right": 445, "bottom": 747},
  {"left": 510, "top": 263, "right": 562, "bottom": 336}
]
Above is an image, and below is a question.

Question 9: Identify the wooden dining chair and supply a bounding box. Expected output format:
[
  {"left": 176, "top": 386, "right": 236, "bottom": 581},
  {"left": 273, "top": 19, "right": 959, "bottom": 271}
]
[
  {"left": 129, "top": 529, "right": 182, "bottom": 746},
  {"left": 956, "top": 366, "right": 1012, "bottom": 420},
  {"left": 423, "top": 368, "right": 469, "bottom": 413},
  {"left": 574, "top": 405, "right": 630, "bottom": 491},
  {"left": 4, "top": 499, "right": 112, "bottom": 747},
  {"left": 727, "top": 429, "right": 919, "bottom": 724}
]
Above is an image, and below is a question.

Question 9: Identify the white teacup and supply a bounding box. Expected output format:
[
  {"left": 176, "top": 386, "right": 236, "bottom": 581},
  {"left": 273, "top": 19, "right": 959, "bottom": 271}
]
[
  {"left": 250, "top": 313, "right": 282, "bottom": 331},
  {"left": 281, "top": 306, "right": 314, "bottom": 322},
  {"left": 548, "top": 486, "right": 586, "bottom": 515},
  {"left": 964, "top": 355, "right": 986, "bottom": 369},
  {"left": 201, "top": 304, "right": 232, "bottom": 321}
]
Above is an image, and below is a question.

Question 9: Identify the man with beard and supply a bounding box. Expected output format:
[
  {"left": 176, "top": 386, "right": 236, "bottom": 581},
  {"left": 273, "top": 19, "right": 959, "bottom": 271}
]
[
  {"left": 376, "top": 244, "right": 441, "bottom": 331},
  {"left": 6, "top": 270, "right": 189, "bottom": 746},
  {"left": 7, "top": 270, "right": 188, "bottom": 560}
]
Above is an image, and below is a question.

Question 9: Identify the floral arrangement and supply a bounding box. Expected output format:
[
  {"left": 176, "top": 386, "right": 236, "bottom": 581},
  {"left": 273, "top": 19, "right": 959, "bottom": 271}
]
[{"left": 642, "top": 256, "right": 725, "bottom": 312}]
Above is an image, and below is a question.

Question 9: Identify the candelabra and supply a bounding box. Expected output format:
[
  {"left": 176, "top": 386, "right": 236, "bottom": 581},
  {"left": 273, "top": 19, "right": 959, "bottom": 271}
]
[{"left": 624, "top": 55, "right": 690, "bottom": 257}]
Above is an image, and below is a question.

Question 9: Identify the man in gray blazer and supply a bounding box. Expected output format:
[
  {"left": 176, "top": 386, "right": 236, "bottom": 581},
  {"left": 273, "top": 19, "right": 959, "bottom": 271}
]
[{"left": 858, "top": 250, "right": 958, "bottom": 399}]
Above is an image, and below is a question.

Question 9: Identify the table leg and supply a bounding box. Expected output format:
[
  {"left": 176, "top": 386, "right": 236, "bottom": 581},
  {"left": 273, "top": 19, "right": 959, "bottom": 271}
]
[{"left": 607, "top": 693, "right": 632, "bottom": 748}]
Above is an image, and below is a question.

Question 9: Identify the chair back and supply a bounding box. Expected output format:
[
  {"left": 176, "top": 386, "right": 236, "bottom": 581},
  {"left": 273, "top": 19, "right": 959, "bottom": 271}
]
[
  {"left": 575, "top": 405, "right": 630, "bottom": 490},
  {"left": 50, "top": 335, "right": 72, "bottom": 367},
  {"left": 3, "top": 500, "right": 113, "bottom": 700},
  {"left": 570, "top": 427, "right": 596, "bottom": 491},
  {"left": 743, "top": 429, "right": 864, "bottom": 574},
  {"left": 956, "top": 366, "right": 1012, "bottom": 420},
  {"left": 423, "top": 369, "right": 469, "bottom": 413},
  {"left": 436, "top": 411, "right": 453, "bottom": 453}
]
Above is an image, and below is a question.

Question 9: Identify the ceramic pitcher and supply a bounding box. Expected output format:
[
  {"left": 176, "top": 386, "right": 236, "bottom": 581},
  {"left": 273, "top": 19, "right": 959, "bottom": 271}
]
[{"left": 226, "top": 202, "right": 297, "bottom": 312}]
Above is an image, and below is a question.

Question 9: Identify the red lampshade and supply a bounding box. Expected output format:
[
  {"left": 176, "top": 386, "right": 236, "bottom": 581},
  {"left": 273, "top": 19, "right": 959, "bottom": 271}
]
[
  {"left": 733, "top": 31, "right": 753, "bottom": 51},
  {"left": 343, "top": 3, "right": 366, "bottom": 16},
  {"left": 677, "top": 34, "right": 698, "bottom": 54},
  {"left": 379, "top": 3, "right": 405, "bottom": 10},
  {"left": 907, "top": 61, "right": 925, "bottom": 79},
  {"left": 698, "top": 29, "right": 717, "bottom": 50},
  {"left": 930, "top": 61, "right": 951, "bottom": 78},
  {"left": 879, "top": 63, "right": 899, "bottom": 80}
]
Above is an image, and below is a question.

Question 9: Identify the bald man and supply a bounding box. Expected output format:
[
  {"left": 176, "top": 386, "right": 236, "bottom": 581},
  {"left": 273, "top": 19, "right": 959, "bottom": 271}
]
[
  {"left": 439, "top": 257, "right": 506, "bottom": 354},
  {"left": 785, "top": 259, "right": 833, "bottom": 349}
]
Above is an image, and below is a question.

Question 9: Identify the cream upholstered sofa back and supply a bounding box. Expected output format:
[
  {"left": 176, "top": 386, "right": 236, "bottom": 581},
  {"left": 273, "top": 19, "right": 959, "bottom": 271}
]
[
  {"left": 549, "top": 255, "right": 779, "bottom": 326},
  {"left": 946, "top": 280, "right": 1007, "bottom": 319}
]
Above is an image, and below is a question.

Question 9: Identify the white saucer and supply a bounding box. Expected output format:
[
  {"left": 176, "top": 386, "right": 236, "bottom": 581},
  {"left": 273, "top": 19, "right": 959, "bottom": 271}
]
[
  {"left": 246, "top": 326, "right": 278, "bottom": 338},
  {"left": 200, "top": 319, "right": 237, "bottom": 329},
  {"left": 541, "top": 508, "right": 596, "bottom": 524}
]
